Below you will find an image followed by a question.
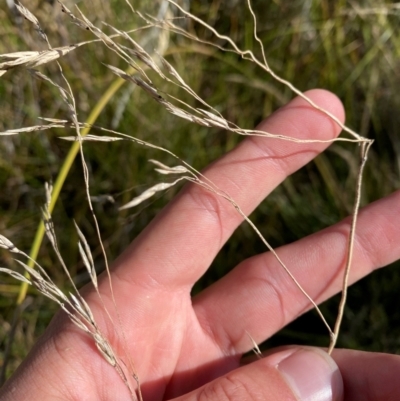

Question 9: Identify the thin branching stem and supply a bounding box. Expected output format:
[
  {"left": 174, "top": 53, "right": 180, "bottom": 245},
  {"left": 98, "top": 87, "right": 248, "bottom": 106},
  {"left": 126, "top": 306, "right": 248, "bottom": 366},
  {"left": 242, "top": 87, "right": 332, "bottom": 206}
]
[{"left": 328, "top": 140, "right": 373, "bottom": 354}]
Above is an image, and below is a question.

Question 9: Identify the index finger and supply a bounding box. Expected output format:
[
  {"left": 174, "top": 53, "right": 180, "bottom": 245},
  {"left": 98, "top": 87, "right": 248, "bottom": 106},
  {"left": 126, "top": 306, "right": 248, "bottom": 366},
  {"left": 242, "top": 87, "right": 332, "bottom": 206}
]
[{"left": 110, "top": 89, "right": 345, "bottom": 291}]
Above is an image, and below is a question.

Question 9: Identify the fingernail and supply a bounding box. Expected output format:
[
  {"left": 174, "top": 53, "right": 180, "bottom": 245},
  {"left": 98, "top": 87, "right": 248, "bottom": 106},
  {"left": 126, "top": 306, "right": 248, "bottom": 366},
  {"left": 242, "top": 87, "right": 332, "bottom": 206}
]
[{"left": 277, "top": 347, "right": 343, "bottom": 401}]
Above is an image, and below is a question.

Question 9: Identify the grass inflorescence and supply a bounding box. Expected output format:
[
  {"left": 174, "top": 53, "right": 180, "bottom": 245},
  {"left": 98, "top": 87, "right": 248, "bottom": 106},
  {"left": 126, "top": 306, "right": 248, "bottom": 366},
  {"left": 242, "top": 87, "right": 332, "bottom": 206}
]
[{"left": 0, "top": 0, "right": 400, "bottom": 395}]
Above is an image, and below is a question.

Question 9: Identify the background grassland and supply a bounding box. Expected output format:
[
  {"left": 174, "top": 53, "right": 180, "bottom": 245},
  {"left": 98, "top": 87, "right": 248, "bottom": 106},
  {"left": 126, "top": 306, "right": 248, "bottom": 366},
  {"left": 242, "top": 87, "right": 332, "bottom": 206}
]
[{"left": 0, "top": 0, "right": 400, "bottom": 381}]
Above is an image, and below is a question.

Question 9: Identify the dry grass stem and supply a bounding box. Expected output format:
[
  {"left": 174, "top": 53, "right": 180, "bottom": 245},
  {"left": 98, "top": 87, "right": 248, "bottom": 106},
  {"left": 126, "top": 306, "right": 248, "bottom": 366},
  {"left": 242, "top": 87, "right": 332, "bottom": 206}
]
[
  {"left": 328, "top": 140, "right": 374, "bottom": 354},
  {"left": 0, "top": 0, "right": 378, "bottom": 396}
]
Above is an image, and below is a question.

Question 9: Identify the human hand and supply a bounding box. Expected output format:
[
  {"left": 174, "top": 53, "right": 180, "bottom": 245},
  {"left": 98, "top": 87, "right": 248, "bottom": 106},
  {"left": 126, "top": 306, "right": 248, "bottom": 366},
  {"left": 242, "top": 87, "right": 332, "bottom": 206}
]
[{"left": 1, "top": 89, "right": 399, "bottom": 401}]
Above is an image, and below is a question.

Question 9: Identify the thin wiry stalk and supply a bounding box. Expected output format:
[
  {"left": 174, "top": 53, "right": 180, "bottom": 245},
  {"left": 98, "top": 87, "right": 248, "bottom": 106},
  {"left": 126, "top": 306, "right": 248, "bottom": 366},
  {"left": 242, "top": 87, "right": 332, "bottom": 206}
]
[{"left": 328, "top": 140, "right": 373, "bottom": 354}]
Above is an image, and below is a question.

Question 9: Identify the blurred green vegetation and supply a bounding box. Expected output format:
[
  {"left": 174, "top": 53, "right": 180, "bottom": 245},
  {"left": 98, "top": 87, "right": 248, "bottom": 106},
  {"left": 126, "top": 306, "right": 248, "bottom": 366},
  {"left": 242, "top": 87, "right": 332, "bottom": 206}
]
[{"left": 1, "top": 0, "right": 400, "bottom": 380}]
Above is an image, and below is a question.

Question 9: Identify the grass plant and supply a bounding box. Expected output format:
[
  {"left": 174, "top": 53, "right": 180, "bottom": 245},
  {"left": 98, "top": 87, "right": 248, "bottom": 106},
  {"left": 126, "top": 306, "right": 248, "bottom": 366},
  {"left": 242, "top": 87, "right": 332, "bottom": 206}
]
[{"left": 0, "top": 0, "right": 400, "bottom": 397}]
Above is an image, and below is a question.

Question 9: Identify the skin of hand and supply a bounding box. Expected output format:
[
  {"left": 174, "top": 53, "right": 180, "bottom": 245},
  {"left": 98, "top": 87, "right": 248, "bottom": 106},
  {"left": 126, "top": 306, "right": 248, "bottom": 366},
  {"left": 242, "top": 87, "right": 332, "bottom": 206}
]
[{"left": 1, "top": 89, "right": 400, "bottom": 401}]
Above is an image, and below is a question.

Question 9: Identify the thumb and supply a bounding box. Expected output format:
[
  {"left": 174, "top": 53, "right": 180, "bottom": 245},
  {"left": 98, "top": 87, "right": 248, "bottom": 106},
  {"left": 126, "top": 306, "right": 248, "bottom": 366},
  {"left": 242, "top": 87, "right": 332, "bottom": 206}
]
[{"left": 175, "top": 347, "right": 343, "bottom": 401}]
